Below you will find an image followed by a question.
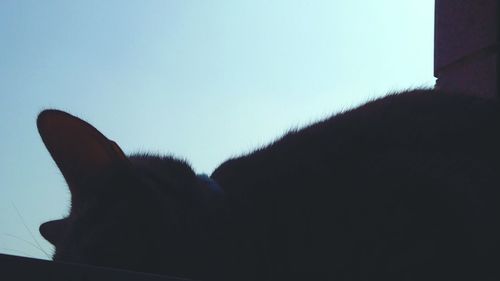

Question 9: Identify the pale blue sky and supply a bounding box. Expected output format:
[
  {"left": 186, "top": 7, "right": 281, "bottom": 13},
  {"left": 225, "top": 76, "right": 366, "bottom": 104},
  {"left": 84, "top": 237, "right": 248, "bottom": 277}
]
[{"left": 0, "top": 0, "right": 435, "bottom": 259}]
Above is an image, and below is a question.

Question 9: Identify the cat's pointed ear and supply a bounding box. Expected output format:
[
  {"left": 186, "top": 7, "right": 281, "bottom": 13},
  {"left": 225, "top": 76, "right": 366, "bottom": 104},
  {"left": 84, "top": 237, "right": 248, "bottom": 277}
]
[
  {"left": 39, "top": 219, "right": 68, "bottom": 245},
  {"left": 37, "top": 110, "right": 128, "bottom": 196}
]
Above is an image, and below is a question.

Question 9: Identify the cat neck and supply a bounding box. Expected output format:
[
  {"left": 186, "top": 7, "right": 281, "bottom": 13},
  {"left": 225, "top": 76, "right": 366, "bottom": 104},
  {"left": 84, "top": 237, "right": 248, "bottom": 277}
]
[{"left": 197, "top": 174, "right": 224, "bottom": 196}]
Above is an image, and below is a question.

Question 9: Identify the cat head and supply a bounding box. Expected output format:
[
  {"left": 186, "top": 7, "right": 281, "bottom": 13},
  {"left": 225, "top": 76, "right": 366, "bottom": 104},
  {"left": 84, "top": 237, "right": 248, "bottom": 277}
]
[{"left": 37, "top": 110, "right": 223, "bottom": 276}]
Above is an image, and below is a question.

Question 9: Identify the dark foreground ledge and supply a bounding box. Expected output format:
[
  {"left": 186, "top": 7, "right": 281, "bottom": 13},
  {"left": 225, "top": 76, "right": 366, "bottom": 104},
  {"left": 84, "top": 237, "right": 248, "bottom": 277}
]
[{"left": 0, "top": 254, "right": 191, "bottom": 281}]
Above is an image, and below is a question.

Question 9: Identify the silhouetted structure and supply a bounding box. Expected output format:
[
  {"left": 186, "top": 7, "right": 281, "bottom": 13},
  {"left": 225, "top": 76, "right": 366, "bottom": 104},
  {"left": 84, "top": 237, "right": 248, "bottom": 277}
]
[{"left": 435, "top": 0, "right": 499, "bottom": 98}]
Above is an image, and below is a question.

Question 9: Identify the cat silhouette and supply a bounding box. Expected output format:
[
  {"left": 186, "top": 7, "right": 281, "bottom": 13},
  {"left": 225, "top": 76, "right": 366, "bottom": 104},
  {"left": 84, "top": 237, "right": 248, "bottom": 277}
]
[{"left": 39, "top": 89, "right": 500, "bottom": 280}]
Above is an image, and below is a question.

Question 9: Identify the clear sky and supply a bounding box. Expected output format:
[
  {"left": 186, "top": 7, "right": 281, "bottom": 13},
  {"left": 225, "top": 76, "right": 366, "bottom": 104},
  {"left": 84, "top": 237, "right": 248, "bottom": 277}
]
[{"left": 0, "top": 0, "right": 435, "bottom": 260}]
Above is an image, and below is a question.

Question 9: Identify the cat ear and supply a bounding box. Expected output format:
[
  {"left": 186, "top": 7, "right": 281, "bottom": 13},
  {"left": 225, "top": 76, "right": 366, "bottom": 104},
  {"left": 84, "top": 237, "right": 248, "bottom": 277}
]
[
  {"left": 39, "top": 219, "right": 68, "bottom": 245},
  {"left": 37, "top": 110, "right": 128, "bottom": 198}
]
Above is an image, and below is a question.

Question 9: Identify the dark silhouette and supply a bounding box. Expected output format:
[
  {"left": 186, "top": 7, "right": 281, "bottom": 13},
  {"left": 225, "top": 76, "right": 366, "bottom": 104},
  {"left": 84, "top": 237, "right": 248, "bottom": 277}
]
[{"left": 38, "top": 89, "right": 500, "bottom": 280}]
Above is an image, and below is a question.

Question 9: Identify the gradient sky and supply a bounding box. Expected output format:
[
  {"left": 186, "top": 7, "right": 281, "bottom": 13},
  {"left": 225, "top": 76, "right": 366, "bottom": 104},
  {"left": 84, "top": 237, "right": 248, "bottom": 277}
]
[{"left": 0, "top": 0, "right": 435, "bottom": 260}]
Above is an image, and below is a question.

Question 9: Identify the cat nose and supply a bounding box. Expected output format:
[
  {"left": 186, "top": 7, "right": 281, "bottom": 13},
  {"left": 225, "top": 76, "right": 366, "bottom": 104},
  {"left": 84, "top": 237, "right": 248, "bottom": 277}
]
[{"left": 39, "top": 219, "right": 67, "bottom": 245}]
